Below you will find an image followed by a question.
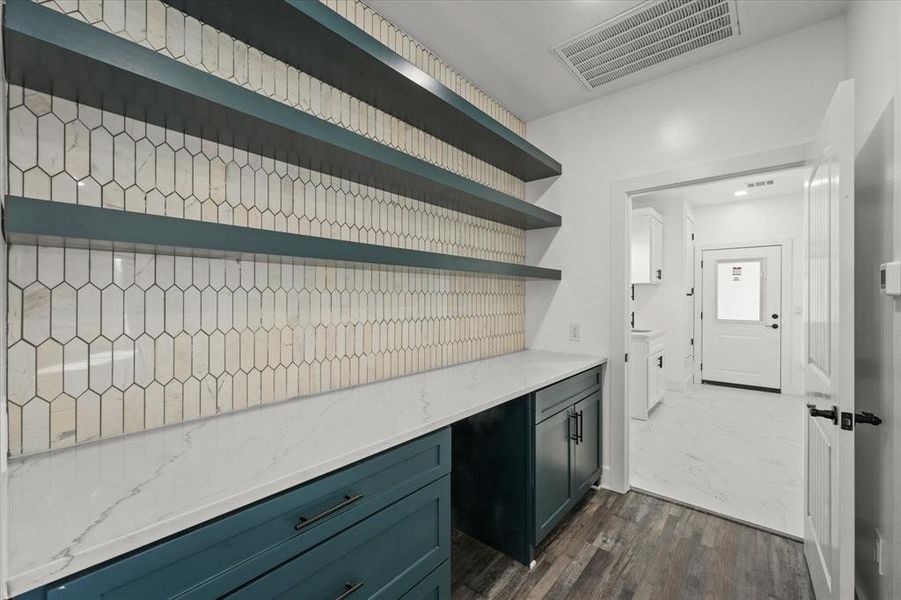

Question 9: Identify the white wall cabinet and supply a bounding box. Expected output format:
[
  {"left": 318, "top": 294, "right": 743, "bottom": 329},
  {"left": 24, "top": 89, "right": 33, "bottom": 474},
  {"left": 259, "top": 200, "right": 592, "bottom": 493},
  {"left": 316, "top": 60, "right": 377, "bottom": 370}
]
[
  {"left": 631, "top": 207, "right": 664, "bottom": 284},
  {"left": 630, "top": 329, "right": 665, "bottom": 420}
]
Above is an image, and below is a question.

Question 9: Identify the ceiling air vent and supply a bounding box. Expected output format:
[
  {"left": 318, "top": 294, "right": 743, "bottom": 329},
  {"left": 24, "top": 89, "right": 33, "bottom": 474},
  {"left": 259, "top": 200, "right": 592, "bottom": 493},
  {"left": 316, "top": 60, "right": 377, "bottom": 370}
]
[{"left": 553, "top": 0, "right": 740, "bottom": 90}]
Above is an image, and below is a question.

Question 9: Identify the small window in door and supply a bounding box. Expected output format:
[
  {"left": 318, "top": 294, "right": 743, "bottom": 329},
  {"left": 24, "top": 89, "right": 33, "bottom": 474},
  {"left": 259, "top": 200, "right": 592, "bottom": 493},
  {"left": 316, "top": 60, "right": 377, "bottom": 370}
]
[{"left": 716, "top": 259, "right": 763, "bottom": 322}]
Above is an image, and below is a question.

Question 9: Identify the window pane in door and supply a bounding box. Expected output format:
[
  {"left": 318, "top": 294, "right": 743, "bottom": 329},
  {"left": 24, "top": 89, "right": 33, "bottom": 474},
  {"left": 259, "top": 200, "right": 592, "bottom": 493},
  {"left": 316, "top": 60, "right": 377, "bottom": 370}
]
[{"left": 716, "top": 260, "right": 762, "bottom": 321}]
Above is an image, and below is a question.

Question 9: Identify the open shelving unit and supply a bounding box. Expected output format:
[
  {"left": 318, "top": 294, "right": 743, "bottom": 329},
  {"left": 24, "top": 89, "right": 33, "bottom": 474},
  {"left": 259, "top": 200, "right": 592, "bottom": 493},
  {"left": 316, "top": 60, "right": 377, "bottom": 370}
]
[
  {"left": 5, "top": 0, "right": 560, "bottom": 230},
  {"left": 3, "top": 0, "right": 563, "bottom": 281},
  {"left": 4, "top": 197, "right": 562, "bottom": 280},
  {"left": 164, "top": 0, "right": 562, "bottom": 182}
]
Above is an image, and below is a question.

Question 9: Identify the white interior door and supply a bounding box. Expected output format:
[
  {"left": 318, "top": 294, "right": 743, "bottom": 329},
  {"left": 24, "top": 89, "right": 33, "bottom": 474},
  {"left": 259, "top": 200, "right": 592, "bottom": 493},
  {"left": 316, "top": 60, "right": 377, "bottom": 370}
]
[
  {"left": 701, "top": 245, "right": 782, "bottom": 391},
  {"left": 803, "top": 80, "right": 855, "bottom": 600}
]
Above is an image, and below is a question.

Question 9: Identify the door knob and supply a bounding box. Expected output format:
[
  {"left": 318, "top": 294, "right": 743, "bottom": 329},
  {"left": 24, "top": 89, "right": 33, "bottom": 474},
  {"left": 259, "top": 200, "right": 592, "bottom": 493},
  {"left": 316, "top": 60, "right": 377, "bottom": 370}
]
[
  {"left": 807, "top": 404, "right": 838, "bottom": 425},
  {"left": 770, "top": 324, "right": 779, "bottom": 329},
  {"left": 855, "top": 411, "right": 882, "bottom": 426}
]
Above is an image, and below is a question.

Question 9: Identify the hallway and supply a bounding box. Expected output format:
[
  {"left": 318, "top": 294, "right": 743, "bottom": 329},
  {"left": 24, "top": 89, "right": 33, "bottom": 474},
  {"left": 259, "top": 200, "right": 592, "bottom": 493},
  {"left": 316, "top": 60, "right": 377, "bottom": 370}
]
[{"left": 630, "top": 384, "right": 805, "bottom": 536}]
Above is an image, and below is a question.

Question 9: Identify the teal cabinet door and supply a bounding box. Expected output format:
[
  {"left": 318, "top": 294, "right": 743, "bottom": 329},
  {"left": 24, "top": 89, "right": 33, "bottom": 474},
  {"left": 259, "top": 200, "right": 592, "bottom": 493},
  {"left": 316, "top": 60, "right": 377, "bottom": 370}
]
[
  {"left": 534, "top": 407, "right": 574, "bottom": 544},
  {"left": 572, "top": 391, "right": 601, "bottom": 497}
]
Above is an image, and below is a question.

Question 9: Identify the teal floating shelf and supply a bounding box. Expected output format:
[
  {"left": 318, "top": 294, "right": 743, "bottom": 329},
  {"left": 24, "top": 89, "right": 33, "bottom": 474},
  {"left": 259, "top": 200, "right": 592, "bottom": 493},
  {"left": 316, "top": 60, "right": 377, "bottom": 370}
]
[
  {"left": 4, "top": 0, "right": 561, "bottom": 230},
  {"left": 164, "top": 0, "right": 562, "bottom": 182},
  {"left": 4, "top": 197, "right": 562, "bottom": 281}
]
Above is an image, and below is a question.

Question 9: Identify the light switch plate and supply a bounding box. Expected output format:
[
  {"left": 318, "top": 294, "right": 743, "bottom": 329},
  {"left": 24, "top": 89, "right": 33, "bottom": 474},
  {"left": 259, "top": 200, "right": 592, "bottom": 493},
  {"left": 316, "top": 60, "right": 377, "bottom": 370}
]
[{"left": 569, "top": 324, "right": 581, "bottom": 342}]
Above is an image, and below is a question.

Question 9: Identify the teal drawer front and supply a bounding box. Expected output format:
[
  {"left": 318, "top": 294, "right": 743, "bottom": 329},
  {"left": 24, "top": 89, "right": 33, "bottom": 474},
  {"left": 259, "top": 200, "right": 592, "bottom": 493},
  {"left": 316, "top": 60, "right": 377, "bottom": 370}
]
[
  {"left": 400, "top": 561, "right": 451, "bottom": 600},
  {"left": 42, "top": 429, "right": 450, "bottom": 600},
  {"left": 534, "top": 367, "right": 601, "bottom": 423},
  {"left": 225, "top": 476, "right": 451, "bottom": 599}
]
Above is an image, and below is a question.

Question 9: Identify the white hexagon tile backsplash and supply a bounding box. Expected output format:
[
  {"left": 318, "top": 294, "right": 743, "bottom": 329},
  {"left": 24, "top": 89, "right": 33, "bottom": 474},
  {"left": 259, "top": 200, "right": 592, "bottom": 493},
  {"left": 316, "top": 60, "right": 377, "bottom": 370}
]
[{"left": 6, "top": 1, "right": 532, "bottom": 455}]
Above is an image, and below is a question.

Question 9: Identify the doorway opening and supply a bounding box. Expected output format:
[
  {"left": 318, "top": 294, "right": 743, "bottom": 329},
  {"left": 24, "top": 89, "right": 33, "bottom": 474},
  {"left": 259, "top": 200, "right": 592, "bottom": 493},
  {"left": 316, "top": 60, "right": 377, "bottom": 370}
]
[{"left": 626, "top": 165, "right": 808, "bottom": 538}]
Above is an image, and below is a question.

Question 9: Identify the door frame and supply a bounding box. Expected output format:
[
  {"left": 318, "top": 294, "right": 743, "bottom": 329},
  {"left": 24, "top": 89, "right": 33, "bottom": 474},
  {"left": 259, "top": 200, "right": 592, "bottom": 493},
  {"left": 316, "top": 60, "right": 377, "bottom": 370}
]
[
  {"left": 693, "top": 239, "right": 799, "bottom": 395},
  {"left": 607, "top": 143, "right": 808, "bottom": 493}
]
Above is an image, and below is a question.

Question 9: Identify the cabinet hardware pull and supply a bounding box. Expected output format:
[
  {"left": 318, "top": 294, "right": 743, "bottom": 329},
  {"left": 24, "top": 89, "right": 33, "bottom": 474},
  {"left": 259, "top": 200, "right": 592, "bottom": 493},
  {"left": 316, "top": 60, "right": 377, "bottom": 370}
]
[
  {"left": 295, "top": 494, "right": 364, "bottom": 531},
  {"left": 657, "top": 355, "right": 663, "bottom": 368},
  {"left": 577, "top": 410, "right": 584, "bottom": 443},
  {"left": 335, "top": 581, "right": 364, "bottom": 600},
  {"left": 569, "top": 413, "right": 579, "bottom": 443}
]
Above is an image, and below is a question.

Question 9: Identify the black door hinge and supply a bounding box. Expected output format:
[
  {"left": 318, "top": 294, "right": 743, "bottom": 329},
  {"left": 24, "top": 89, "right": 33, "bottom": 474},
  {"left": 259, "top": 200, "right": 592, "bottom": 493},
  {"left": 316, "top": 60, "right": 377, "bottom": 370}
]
[
  {"left": 631, "top": 284, "right": 635, "bottom": 300},
  {"left": 700, "top": 362, "right": 703, "bottom": 370},
  {"left": 700, "top": 311, "right": 703, "bottom": 320},
  {"left": 625, "top": 353, "right": 629, "bottom": 363},
  {"left": 701, "top": 260, "right": 704, "bottom": 268},
  {"left": 691, "top": 233, "right": 695, "bottom": 241},
  {"left": 690, "top": 337, "right": 694, "bottom": 346},
  {"left": 630, "top": 312, "right": 635, "bottom": 328}
]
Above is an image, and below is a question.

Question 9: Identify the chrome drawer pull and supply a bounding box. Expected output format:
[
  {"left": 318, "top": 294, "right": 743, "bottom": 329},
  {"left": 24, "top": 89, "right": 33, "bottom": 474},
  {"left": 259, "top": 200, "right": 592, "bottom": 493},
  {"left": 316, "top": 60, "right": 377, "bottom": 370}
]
[
  {"left": 294, "top": 493, "right": 364, "bottom": 531},
  {"left": 335, "top": 581, "right": 364, "bottom": 600}
]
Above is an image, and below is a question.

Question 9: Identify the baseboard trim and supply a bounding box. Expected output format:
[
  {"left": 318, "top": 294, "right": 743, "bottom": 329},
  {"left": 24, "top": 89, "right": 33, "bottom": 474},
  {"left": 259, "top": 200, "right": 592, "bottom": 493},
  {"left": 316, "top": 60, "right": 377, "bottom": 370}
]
[
  {"left": 630, "top": 486, "right": 802, "bottom": 542},
  {"left": 702, "top": 379, "right": 781, "bottom": 394},
  {"left": 599, "top": 465, "right": 628, "bottom": 494}
]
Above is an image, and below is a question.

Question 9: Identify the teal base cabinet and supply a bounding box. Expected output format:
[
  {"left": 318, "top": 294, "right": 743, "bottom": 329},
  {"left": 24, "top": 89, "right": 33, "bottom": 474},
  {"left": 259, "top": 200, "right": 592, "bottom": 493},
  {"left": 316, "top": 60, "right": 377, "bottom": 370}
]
[
  {"left": 17, "top": 429, "right": 451, "bottom": 599},
  {"left": 533, "top": 369, "right": 602, "bottom": 544},
  {"left": 452, "top": 366, "right": 603, "bottom": 563}
]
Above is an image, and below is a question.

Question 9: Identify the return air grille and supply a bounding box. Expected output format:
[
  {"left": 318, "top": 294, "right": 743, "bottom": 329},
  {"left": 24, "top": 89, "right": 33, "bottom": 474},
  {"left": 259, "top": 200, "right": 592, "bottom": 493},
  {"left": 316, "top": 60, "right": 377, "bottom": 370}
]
[{"left": 553, "top": 0, "right": 740, "bottom": 90}]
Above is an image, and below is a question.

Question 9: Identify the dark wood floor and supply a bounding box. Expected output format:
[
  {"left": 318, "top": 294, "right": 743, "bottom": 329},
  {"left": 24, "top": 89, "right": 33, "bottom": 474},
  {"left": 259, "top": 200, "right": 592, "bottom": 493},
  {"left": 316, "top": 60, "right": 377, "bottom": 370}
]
[{"left": 452, "top": 489, "right": 814, "bottom": 600}]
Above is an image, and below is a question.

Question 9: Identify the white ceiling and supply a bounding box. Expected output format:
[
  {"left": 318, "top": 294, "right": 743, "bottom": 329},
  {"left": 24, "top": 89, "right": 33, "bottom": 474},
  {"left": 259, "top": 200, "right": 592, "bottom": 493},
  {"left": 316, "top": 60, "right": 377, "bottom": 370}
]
[
  {"left": 367, "top": 0, "right": 847, "bottom": 122},
  {"left": 681, "top": 166, "right": 807, "bottom": 207}
]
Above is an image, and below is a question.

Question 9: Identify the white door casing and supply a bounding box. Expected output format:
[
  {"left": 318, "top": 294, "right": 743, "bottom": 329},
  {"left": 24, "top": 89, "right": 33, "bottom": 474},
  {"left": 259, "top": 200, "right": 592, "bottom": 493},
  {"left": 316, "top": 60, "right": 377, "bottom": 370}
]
[
  {"left": 701, "top": 245, "right": 782, "bottom": 391},
  {"left": 803, "top": 80, "right": 855, "bottom": 600},
  {"left": 685, "top": 216, "right": 696, "bottom": 365}
]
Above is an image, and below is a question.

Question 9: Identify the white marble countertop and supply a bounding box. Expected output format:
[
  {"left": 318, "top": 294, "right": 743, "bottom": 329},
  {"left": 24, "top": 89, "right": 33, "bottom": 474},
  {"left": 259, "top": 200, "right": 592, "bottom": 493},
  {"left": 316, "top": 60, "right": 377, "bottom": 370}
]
[{"left": 3, "top": 350, "right": 605, "bottom": 597}]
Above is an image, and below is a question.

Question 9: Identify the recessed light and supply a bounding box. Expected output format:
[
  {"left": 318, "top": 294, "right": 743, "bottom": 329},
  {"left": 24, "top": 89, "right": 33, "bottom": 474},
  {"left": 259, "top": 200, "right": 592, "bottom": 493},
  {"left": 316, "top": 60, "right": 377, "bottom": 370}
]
[{"left": 734, "top": 190, "right": 748, "bottom": 197}]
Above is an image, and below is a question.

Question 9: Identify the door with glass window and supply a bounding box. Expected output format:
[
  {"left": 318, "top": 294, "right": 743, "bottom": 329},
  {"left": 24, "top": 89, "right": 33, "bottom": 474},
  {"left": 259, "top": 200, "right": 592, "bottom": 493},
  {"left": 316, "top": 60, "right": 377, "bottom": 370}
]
[{"left": 700, "top": 245, "right": 781, "bottom": 391}]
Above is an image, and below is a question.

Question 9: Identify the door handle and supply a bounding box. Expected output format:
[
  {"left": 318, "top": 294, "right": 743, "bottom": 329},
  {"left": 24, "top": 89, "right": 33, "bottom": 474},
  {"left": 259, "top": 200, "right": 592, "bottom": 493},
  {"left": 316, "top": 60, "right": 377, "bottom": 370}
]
[
  {"left": 855, "top": 411, "right": 882, "bottom": 426},
  {"left": 569, "top": 413, "right": 579, "bottom": 444},
  {"left": 807, "top": 404, "right": 838, "bottom": 425}
]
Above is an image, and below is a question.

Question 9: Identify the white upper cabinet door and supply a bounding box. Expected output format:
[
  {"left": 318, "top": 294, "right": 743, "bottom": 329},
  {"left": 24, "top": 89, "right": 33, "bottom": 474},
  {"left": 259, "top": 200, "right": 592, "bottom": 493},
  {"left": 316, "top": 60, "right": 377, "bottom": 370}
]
[{"left": 631, "top": 208, "right": 664, "bottom": 284}]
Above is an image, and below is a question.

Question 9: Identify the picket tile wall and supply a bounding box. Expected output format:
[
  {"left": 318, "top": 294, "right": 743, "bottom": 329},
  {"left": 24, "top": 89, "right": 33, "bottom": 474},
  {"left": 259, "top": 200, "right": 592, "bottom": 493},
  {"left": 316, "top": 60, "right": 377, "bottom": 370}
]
[{"left": 6, "top": 1, "right": 530, "bottom": 455}]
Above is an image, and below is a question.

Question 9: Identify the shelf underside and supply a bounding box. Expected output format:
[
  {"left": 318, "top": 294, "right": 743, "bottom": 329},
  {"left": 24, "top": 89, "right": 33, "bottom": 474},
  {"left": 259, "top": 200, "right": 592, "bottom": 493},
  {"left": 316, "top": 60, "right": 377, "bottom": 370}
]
[
  {"left": 4, "top": 0, "right": 561, "bottom": 230},
  {"left": 4, "top": 197, "right": 562, "bottom": 281},
  {"left": 164, "top": 0, "right": 562, "bottom": 182}
]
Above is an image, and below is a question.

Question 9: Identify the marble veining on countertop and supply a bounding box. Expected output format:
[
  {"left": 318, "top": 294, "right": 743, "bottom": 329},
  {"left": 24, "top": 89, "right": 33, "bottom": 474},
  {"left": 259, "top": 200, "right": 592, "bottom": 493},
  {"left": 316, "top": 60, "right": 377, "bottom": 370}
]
[{"left": 3, "top": 350, "right": 605, "bottom": 597}]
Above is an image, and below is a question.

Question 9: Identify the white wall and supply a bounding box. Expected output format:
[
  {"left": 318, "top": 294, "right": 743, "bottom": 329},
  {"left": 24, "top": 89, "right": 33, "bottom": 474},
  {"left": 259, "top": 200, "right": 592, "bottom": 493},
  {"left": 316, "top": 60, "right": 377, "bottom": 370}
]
[
  {"left": 691, "top": 194, "right": 805, "bottom": 394},
  {"left": 525, "top": 18, "right": 846, "bottom": 479},
  {"left": 845, "top": 2, "right": 901, "bottom": 599},
  {"left": 631, "top": 193, "right": 690, "bottom": 390}
]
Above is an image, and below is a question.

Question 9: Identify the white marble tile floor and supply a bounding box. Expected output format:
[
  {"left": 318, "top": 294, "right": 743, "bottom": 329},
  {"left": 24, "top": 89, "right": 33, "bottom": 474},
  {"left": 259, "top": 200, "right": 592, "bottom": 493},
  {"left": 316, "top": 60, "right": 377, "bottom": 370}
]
[{"left": 630, "top": 383, "right": 805, "bottom": 537}]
